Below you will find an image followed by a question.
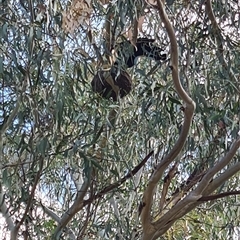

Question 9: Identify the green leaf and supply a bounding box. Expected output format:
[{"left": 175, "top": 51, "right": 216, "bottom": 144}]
[
  {"left": 0, "top": 56, "right": 3, "bottom": 74},
  {"left": 37, "top": 137, "right": 49, "bottom": 156}
]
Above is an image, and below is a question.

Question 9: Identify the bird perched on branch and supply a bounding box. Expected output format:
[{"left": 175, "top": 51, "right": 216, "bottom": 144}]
[
  {"left": 91, "top": 38, "right": 166, "bottom": 101},
  {"left": 115, "top": 38, "right": 167, "bottom": 68}
]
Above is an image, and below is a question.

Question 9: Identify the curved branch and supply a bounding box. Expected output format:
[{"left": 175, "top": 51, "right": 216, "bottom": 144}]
[
  {"left": 156, "top": 1, "right": 194, "bottom": 106},
  {"left": 140, "top": 1, "right": 195, "bottom": 237}
]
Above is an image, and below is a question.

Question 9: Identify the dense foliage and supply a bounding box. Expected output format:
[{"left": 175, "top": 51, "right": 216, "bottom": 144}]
[{"left": 0, "top": 0, "right": 239, "bottom": 239}]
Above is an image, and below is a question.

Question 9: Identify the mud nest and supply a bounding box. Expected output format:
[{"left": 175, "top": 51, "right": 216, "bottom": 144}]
[{"left": 91, "top": 67, "right": 132, "bottom": 101}]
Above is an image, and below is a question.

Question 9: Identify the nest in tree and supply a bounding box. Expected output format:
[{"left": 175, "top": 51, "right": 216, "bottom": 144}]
[{"left": 91, "top": 68, "right": 132, "bottom": 101}]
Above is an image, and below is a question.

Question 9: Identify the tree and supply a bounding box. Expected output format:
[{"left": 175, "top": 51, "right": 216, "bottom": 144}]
[{"left": 0, "top": 0, "right": 239, "bottom": 239}]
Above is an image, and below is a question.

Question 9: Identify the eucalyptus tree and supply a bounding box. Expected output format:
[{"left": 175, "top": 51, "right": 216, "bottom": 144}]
[{"left": 0, "top": 0, "right": 239, "bottom": 239}]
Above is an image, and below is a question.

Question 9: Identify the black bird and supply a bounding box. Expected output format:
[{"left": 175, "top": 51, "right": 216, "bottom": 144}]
[
  {"left": 91, "top": 38, "right": 166, "bottom": 101},
  {"left": 115, "top": 38, "right": 167, "bottom": 68},
  {"left": 91, "top": 69, "right": 132, "bottom": 101}
]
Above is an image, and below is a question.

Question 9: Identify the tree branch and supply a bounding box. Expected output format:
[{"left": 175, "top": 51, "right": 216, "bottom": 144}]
[
  {"left": 83, "top": 150, "right": 154, "bottom": 206},
  {"left": 0, "top": 191, "right": 15, "bottom": 232},
  {"left": 199, "top": 191, "right": 240, "bottom": 201},
  {"left": 11, "top": 157, "right": 44, "bottom": 240},
  {"left": 203, "top": 161, "right": 240, "bottom": 196},
  {"left": 150, "top": 138, "right": 240, "bottom": 239},
  {"left": 193, "top": 137, "right": 240, "bottom": 196},
  {"left": 52, "top": 149, "right": 153, "bottom": 239},
  {"left": 53, "top": 175, "right": 91, "bottom": 239},
  {"left": 40, "top": 203, "right": 76, "bottom": 240},
  {"left": 140, "top": 1, "right": 195, "bottom": 238}
]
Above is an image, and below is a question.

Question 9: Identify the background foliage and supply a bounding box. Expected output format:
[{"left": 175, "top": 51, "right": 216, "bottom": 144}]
[{"left": 0, "top": 0, "right": 239, "bottom": 239}]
